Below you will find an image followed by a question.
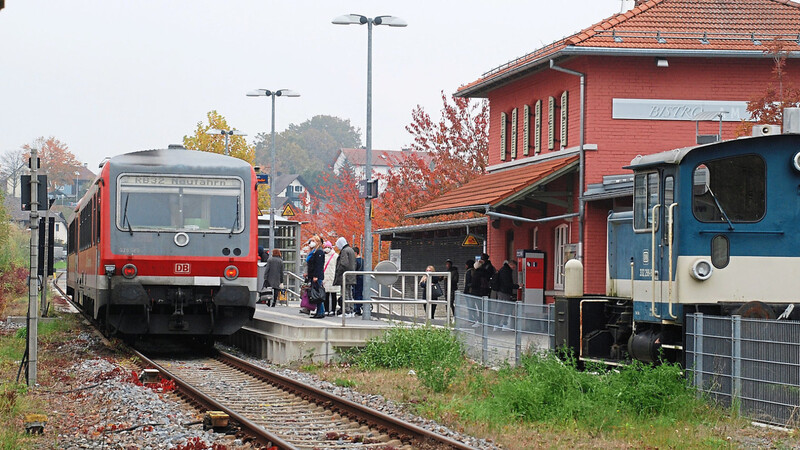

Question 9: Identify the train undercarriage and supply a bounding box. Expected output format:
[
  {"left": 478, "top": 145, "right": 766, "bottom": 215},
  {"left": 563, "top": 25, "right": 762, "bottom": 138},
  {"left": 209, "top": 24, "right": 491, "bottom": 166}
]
[{"left": 556, "top": 296, "right": 798, "bottom": 366}]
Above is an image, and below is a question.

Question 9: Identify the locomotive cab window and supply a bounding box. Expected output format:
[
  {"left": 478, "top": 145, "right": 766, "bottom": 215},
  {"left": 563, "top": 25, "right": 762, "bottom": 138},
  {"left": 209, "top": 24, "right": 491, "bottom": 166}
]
[
  {"left": 116, "top": 174, "right": 245, "bottom": 233},
  {"left": 692, "top": 155, "right": 765, "bottom": 223},
  {"left": 634, "top": 172, "right": 659, "bottom": 231}
]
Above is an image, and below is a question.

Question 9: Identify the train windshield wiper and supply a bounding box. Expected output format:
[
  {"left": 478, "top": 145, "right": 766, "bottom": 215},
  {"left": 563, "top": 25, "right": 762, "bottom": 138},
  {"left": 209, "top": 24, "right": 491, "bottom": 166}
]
[
  {"left": 122, "top": 193, "right": 134, "bottom": 236},
  {"left": 229, "top": 195, "right": 240, "bottom": 237},
  {"left": 706, "top": 185, "right": 734, "bottom": 230}
]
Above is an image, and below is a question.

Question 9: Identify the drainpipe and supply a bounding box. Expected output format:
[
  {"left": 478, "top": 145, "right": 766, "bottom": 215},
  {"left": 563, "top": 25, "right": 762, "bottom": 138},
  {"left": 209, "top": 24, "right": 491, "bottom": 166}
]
[{"left": 549, "top": 59, "right": 585, "bottom": 262}]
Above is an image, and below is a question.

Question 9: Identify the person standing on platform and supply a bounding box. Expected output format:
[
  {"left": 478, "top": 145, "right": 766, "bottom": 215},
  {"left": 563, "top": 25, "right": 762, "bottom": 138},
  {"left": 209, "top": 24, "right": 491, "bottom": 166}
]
[
  {"left": 444, "top": 259, "right": 459, "bottom": 318},
  {"left": 307, "top": 235, "right": 326, "bottom": 318},
  {"left": 322, "top": 240, "right": 339, "bottom": 315},
  {"left": 333, "top": 237, "right": 357, "bottom": 315},
  {"left": 492, "top": 259, "right": 519, "bottom": 330},
  {"left": 464, "top": 258, "right": 480, "bottom": 323},
  {"left": 473, "top": 253, "right": 495, "bottom": 298},
  {"left": 352, "top": 247, "right": 364, "bottom": 315},
  {"left": 420, "top": 265, "right": 442, "bottom": 319},
  {"left": 264, "top": 249, "right": 284, "bottom": 307}
]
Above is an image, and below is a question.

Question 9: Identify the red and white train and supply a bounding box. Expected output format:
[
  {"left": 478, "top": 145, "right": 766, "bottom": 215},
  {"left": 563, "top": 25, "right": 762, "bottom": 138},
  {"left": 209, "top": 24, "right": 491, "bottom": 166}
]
[{"left": 67, "top": 146, "right": 259, "bottom": 342}]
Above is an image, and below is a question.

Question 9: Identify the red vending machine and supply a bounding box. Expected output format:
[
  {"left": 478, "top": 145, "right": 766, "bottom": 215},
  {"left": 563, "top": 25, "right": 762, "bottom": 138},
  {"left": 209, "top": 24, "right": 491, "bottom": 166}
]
[{"left": 516, "top": 249, "right": 546, "bottom": 304}]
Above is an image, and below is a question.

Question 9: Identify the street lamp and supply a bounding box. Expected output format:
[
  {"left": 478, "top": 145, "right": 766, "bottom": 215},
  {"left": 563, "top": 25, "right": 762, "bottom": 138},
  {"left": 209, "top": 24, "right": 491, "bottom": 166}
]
[
  {"left": 73, "top": 170, "right": 80, "bottom": 203},
  {"left": 246, "top": 89, "right": 300, "bottom": 253},
  {"left": 205, "top": 128, "right": 247, "bottom": 156},
  {"left": 333, "top": 13, "right": 406, "bottom": 309}
]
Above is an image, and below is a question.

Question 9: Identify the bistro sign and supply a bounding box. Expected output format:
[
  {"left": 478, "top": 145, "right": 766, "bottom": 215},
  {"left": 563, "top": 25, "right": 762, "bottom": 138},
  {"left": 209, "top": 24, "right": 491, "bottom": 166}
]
[{"left": 612, "top": 98, "right": 751, "bottom": 122}]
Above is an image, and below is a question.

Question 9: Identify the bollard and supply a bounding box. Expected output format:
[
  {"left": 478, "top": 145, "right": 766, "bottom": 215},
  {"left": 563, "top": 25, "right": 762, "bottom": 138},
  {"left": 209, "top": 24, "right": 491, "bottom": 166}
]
[{"left": 564, "top": 259, "right": 584, "bottom": 297}]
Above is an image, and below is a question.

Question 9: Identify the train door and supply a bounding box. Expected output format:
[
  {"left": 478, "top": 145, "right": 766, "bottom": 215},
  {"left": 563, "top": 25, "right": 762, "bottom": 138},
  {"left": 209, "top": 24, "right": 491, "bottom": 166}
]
[
  {"left": 633, "top": 168, "right": 676, "bottom": 321},
  {"left": 655, "top": 169, "right": 678, "bottom": 320}
]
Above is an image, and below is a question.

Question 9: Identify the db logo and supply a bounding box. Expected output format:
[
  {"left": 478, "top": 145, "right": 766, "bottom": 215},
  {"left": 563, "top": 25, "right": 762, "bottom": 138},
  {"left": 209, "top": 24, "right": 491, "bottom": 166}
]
[{"left": 174, "top": 263, "right": 191, "bottom": 274}]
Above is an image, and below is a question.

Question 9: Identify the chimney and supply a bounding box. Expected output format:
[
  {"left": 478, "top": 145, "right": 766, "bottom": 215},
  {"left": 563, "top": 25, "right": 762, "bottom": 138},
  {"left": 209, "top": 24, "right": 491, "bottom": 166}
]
[{"left": 620, "top": 0, "right": 636, "bottom": 12}]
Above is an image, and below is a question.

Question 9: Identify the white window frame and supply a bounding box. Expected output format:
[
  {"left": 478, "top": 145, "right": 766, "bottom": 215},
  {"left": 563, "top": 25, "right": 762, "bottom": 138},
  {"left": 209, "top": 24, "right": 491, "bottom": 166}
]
[{"left": 554, "top": 224, "right": 570, "bottom": 290}]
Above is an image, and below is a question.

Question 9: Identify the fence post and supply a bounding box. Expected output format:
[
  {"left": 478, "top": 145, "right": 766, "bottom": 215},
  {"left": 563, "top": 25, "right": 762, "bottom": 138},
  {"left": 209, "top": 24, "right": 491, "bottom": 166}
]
[
  {"left": 548, "top": 304, "right": 555, "bottom": 350},
  {"left": 732, "top": 315, "right": 742, "bottom": 414},
  {"left": 514, "top": 301, "right": 522, "bottom": 365},
  {"left": 694, "top": 313, "right": 704, "bottom": 392},
  {"left": 482, "top": 296, "right": 489, "bottom": 365}
]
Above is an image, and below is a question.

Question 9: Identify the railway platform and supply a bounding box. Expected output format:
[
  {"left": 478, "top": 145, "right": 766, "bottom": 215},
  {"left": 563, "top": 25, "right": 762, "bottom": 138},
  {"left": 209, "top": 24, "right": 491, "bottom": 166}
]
[{"left": 224, "top": 301, "right": 394, "bottom": 365}]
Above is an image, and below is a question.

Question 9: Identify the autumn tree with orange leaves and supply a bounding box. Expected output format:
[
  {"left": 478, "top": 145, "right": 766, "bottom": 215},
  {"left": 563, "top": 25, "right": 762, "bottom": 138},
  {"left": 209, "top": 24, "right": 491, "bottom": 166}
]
[
  {"left": 22, "top": 137, "right": 83, "bottom": 192},
  {"left": 298, "top": 93, "right": 489, "bottom": 262},
  {"left": 736, "top": 38, "right": 800, "bottom": 136},
  {"left": 376, "top": 93, "right": 489, "bottom": 227},
  {"left": 297, "top": 165, "right": 363, "bottom": 246}
]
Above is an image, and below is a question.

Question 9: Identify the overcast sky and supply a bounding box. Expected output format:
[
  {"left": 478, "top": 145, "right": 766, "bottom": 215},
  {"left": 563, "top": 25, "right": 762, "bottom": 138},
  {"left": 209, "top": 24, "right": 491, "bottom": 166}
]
[{"left": 1, "top": 1, "right": 623, "bottom": 170}]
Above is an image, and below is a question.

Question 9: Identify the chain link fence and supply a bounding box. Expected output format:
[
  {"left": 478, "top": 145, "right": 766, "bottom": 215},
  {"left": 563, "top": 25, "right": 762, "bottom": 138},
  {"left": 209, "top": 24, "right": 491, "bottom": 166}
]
[
  {"left": 452, "top": 292, "right": 555, "bottom": 366},
  {"left": 686, "top": 313, "right": 800, "bottom": 427}
]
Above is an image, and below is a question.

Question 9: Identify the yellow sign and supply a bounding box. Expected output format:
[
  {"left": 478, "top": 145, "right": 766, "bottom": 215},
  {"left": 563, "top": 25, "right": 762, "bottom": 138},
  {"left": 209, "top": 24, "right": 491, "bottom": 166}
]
[
  {"left": 462, "top": 234, "right": 480, "bottom": 246},
  {"left": 281, "top": 203, "right": 296, "bottom": 217}
]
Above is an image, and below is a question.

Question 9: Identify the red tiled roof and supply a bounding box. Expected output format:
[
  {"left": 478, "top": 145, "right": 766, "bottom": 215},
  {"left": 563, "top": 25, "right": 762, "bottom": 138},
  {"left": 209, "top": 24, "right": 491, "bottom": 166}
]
[
  {"left": 458, "top": 0, "right": 800, "bottom": 96},
  {"left": 408, "top": 155, "right": 579, "bottom": 218},
  {"left": 339, "top": 148, "right": 434, "bottom": 167}
]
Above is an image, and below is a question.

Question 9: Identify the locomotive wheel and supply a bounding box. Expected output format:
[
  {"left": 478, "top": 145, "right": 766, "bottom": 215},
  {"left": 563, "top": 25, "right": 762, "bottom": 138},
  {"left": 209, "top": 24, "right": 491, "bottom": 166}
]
[{"left": 735, "top": 301, "right": 776, "bottom": 319}]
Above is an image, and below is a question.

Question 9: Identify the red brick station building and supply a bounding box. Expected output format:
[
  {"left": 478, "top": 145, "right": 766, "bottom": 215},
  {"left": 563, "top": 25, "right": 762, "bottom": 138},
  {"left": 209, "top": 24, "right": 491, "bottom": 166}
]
[{"left": 389, "top": 0, "right": 800, "bottom": 300}]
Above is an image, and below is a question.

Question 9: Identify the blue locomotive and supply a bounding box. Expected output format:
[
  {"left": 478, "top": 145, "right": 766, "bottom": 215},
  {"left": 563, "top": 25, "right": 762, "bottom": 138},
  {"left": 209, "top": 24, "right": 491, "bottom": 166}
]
[{"left": 573, "top": 128, "right": 800, "bottom": 365}]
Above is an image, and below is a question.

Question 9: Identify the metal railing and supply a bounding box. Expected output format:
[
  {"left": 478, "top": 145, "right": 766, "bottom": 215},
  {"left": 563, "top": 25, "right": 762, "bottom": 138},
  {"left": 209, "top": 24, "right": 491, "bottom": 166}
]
[
  {"left": 686, "top": 313, "right": 800, "bottom": 427},
  {"left": 452, "top": 292, "right": 555, "bottom": 367},
  {"left": 340, "top": 270, "right": 452, "bottom": 326}
]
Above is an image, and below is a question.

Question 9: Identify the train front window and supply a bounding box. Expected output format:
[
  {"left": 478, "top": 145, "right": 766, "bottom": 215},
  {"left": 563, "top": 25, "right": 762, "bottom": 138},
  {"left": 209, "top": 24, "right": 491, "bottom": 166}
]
[
  {"left": 692, "top": 154, "right": 765, "bottom": 223},
  {"left": 116, "top": 174, "right": 244, "bottom": 233},
  {"left": 634, "top": 172, "right": 659, "bottom": 231}
]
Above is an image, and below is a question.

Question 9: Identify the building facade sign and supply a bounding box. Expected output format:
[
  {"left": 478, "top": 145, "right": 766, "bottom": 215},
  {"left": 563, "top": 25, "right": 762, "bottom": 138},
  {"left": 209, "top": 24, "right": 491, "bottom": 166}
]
[{"left": 612, "top": 99, "right": 750, "bottom": 121}]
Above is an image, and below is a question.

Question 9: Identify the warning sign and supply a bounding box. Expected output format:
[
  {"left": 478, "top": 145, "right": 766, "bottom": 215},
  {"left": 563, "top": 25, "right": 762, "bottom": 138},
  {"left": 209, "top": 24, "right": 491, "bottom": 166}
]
[
  {"left": 462, "top": 234, "right": 480, "bottom": 246},
  {"left": 281, "top": 204, "right": 296, "bottom": 217}
]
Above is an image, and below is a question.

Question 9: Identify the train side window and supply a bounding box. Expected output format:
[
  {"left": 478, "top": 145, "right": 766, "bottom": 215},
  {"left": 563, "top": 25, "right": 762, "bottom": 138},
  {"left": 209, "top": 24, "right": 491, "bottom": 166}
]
[
  {"left": 711, "top": 234, "right": 729, "bottom": 268},
  {"left": 692, "top": 155, "right": 765, "bottom": 223},
  {"left": 664, "top": 176, "right": 674, "bottom": 206},
  {"left": 634, "top": 172, "right": 659, "bottom": 231}
]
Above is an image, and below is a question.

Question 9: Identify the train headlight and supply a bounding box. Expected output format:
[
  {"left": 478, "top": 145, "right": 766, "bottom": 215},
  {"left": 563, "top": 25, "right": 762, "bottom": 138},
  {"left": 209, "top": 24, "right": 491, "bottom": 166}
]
[
  {"left": 224, "top": 265, "right": 239, "bottom": 280},
  {"left": 691, "top": 259, "right": 713, "bottom": 281},
  {"left": 104, "top": 265, "right": 116, "bottom": 276},
  {"left": 121, "top": 264, "right": 138, "bottom": 279},
  {"left": 793, "top": 152, "right": 800, "bottom": 172}
]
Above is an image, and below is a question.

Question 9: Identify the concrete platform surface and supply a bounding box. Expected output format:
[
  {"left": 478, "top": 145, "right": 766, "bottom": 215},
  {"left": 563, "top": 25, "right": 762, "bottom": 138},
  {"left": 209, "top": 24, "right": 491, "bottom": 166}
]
[{"left": 226, "top": 302, "right": 395, "bottom": 365}]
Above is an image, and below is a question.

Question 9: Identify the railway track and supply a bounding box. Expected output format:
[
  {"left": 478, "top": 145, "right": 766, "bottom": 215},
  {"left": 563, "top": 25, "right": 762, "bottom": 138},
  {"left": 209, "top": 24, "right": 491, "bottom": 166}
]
[
  {"left": 57, "top": 273, "right": 474, "bottom": 449},
  {"left": 134, "top": 349, "right": 474, "bottom": 449}
]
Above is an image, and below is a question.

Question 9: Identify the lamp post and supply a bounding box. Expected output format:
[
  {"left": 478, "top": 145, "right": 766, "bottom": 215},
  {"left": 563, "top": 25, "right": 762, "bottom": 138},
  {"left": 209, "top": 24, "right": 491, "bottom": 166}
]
[
  {"left": 205, "top": 128, "right": 247, "bottom": 156},
  {"left": 332, "top": 13, "right": 406, "bottom": 309},
  {"left": 246, "top": 89, "right": 300, "bottom": 253},
  {"left": 74, "top": 170, "right": 80, "bottom": 203}
]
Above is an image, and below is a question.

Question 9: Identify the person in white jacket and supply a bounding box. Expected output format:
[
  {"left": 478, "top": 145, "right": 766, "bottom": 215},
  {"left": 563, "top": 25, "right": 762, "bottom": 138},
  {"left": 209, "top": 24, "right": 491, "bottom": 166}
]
[{"left": 322, "top": 240, "right": 339, "bottom": 315}]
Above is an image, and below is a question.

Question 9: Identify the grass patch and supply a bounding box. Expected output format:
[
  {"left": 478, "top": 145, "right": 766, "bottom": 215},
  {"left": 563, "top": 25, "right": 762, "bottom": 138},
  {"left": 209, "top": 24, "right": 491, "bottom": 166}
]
[
  {"left": 348, "top": 325, "right": 463, "bottom": 393},
  {"left": 326, "top": 326, "right": 749, "bottom": 448},
  {"left": 0, "top": 291, "right": 84, "bottom": 449}
]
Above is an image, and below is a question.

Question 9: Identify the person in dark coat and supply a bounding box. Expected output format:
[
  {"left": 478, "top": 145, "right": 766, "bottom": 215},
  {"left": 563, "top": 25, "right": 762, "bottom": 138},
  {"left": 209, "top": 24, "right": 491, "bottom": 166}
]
[
  {"left": 492, "top": 260, "right": 519, "bottom": 329},
  {"left": 352, "top": 247, "right": 364, "bottom": 315},
  {"left": 333, "top": 237, "right": 357, "bottom": 315},
  {"left": 445, "top": 259, "right": 459, "bottom": 318},
  {"left": 472, "top": 253, "right": 496, "bottom": 297},
  {"left": 264, "top": 249, "right": 284, "bottom": 307},
  {"left": 464, "top": 259, "right": 480, "bottom": 323},
  {"left": 306, "top": 235, "right": 327, "bottom": 318}
]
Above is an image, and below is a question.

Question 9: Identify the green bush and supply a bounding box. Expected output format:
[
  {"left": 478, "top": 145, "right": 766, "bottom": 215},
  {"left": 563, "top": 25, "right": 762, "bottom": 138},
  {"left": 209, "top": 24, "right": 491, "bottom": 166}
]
[
  {"left": 351, "top": 326, "right": 464, "bottom": 392},
  {"left": 465, "top": 351, "right": 706, "bottom": 433}
]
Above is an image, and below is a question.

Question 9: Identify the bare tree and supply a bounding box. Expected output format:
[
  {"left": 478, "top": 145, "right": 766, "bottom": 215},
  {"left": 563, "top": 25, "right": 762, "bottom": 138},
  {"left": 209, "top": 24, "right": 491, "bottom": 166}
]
[{"left": 0, "top": 147, "right": 28, "bottom": 197}]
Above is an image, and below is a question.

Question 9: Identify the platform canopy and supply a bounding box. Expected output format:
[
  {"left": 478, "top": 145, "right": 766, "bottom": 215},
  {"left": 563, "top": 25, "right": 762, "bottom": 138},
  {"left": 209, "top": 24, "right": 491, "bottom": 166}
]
[{"left": 408, "top": 155, "right": 578, "bottom": 218}]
